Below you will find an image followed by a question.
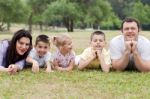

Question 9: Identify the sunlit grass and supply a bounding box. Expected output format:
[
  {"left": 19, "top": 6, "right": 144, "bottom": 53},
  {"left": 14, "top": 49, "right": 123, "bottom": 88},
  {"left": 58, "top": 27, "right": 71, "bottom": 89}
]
[{"left": 0, "top": 29, "right": 150, "bottom": 99}]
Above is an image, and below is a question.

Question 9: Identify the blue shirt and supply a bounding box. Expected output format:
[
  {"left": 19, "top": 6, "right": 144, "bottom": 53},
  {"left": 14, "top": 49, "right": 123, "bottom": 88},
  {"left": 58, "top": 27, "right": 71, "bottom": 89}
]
[
  {"left": 28, "top": 48, "right": 52, "bottom": 67},
  {"left": 0, "top": 40, "right": 25, "bottom": 70}
]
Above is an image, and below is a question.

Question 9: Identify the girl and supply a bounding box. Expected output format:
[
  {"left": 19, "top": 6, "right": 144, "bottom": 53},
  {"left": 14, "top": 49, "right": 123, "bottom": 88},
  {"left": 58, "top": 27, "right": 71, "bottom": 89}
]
[
  {"left": 53, "top": 33, "right": 75, "bottom": 71},
  {"left": 0, "top": 29, "right": 32, "bottom": 74}
]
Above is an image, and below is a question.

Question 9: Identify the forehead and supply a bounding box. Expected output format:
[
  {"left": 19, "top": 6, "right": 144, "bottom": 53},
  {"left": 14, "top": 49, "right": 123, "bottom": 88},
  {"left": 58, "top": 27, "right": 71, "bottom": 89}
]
[
  {"left": 36, "top": 41, "right": 49, "bottom": 46},
  {"left": 18, "top": 37, "right": 30, "bottom": 42},
  {"left": 123, "top": 22, "right": 138, "bottom": 28},
  {"left": 91, "top": 34, "right": 104, "bottom": 40}
]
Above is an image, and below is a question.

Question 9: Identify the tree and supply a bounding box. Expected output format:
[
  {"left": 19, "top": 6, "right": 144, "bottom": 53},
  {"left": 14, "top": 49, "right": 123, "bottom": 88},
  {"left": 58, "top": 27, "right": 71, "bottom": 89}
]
[
  {"left": 44, "top": 0, "right": 81, "bottom": 32},
  {"left": 27, "top": 0, "right": 53, "bottom": 32},
  {"left": 0, "top": 0, "right": 29, "bottom": 31}
]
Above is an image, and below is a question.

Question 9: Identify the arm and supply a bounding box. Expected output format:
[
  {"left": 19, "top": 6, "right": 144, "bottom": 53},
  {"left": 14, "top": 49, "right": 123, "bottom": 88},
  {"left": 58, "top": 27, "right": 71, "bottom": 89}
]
[
  {"left": 133, "top": 52, "right": 150, "bottom": 72},
  {"left": 132, "top": 40, "right": 150, "bottom": 72},
  {"left": 53, "top": 59, "right": 74, "bottom": 72},
  {"left": 26, "top": 56, "right": 39, "bottom": 73},
  {"left": 0, "top": 40, "right": 10, "bottom": 72},
  {"left": 0, "top": 66, "right": 10, "bottom": 72},
  {"left": 78, "top": 48, "right": 96, "bottom": 70},
  {"left": 53, "top": 59, "right": 64, "bottom": 71},
  {"left": 112, "top": 50, "right": 130, "bottom": 71},
  {"left": 97, "top": 50, "right": 110, "bottom": 73},
  {"left": 63, "top": 59, "right": 74, "bottom": 71},
  {"left": 45, "top": 61, "right": 53, "bottom": 73},
  {"left": 110, "top": 39, "right": 131, "bottom": 71},
  {"left": 78, "top": 56, "right": 95, "bottom": 70}
]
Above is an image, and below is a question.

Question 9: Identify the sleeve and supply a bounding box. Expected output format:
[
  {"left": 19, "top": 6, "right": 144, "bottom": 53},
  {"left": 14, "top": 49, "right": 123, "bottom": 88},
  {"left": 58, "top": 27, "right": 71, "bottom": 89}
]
[
  {"left": 45, "top": 52, "right": 52, "bottom": 62},
  {"left": 80, "top": 48, "right": 90, "bottom": 60},
  {"left": 140, "top": 41, "right": 150, "bottom": 61},
  {"left": 109, "top": 39, "right": 123, "bottom": 60},
  {"left": 15, "top": 60, "right": 25, "bottom": 70},
  {"left": 0, "top": 41, "right": 8, "bottom": 67},
  {"left": 28, "top": 48, "right": 34, "bottom": 58},
  {"left": 0, "top": 42, "right": 4, "bottom": 66}
]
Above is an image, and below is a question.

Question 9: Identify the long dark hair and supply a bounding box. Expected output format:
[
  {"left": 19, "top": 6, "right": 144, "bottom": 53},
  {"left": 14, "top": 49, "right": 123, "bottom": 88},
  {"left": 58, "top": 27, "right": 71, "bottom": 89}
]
[{"left": 5, "top": 29, "right": 32, "bottom": 67}]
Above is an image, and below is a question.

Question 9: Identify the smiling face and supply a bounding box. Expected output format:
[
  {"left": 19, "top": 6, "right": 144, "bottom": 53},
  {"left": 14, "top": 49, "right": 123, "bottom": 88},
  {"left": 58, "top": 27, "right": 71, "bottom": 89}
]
[
  {"left": 35, "top": 41, "right": 50, "bottom": 57},
  {"left": 90, "top": 34, "right": 105, "bottom": 50},
  {"left": 16, "top": 37, "right": 30, "bottom": 55},
  {"left": 122, "top": 21, "right": 139, "bottom": 41},
  {"left": 61, "top": 38, "right": 73, "bottom": 53}
]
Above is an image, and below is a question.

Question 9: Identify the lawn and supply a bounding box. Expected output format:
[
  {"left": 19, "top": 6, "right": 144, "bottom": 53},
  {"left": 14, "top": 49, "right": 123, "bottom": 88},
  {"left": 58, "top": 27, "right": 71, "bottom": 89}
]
[{"left": 0, "top": 30, "right": 150, "bottom": 99}]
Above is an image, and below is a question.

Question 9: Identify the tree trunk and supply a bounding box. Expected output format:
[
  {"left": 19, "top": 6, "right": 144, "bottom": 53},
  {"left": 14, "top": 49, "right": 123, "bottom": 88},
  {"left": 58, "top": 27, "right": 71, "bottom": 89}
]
[
  {"left": 28, "top": 13, "right": 33, "bottom": 33},
  {"left": 70, "top": 19, "right": 73, "bottom": 32},
  {"left": 7, "top": 22, "right": 10, "bottom": 31},
  {"left": 64, "top": 17, "right": 74, "bottom": 32},
  {"left": 39, "top": 22, "right": 43, "bottom": 31}
]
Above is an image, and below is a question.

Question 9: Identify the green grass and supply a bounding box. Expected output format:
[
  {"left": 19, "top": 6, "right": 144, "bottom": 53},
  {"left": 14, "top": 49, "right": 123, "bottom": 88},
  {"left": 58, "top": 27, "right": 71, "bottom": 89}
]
[{"left": 0, "top": 30, "right": 150, "bottom": 99}]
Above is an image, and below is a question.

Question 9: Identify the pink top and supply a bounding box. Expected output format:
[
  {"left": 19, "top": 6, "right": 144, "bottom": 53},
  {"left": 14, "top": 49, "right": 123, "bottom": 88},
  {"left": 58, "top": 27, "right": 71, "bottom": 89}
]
[{"left": 53, "top": 50, "right": 75, "bottom": 68}]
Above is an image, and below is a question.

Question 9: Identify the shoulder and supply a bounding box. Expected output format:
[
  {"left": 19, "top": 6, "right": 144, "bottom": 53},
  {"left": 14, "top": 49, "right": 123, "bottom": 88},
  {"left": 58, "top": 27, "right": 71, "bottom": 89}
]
[
  {"left": 138, "top": 35, "right": 150, "bottom": 43},
  {"left": 46, "top": 51, "right": 52, "bottom": 57},
  {"left": 110, "top": 35, "right": 124, "bottom": 47},
  {"left": 83, "top": 47, "right": 92, "bottom": 52},
  {"left": 110, "top": 35, "right": 123, "bottom": 43},
  {"left": 0, "top": 40, "right": 9, "bottom": 49}
]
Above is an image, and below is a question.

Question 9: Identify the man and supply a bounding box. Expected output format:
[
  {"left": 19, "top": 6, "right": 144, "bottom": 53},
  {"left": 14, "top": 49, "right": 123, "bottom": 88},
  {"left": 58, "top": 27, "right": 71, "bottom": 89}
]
[{"left": 109, "top": 17, "right": 150, "bottom": 72}]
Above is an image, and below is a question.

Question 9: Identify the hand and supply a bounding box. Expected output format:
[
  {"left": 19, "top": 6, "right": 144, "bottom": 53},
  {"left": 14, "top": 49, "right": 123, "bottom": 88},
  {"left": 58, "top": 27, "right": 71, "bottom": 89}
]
[
  {"left": 46, "top": 67, "right": 53, "bottom": 73},
  {"left": 131, "top": 40, "right": 138, "bottom": 54},
  {"left": 96, "top": 49, "right": 102, "bottom": 58},
  {"left": 125, "top": 41, "right": 132, "bottom": 53},
  {"left": 32, "top": 61, "right": 39, "bottom": 73},
  {"left": 91, "top": 49, "right": 97, "bottom": 59},
  {"left": 8, "top": 64, "right": 18, "bottom": 75},
  {"left": 53, "top": 59, "right": 59, "bottom": 67}
]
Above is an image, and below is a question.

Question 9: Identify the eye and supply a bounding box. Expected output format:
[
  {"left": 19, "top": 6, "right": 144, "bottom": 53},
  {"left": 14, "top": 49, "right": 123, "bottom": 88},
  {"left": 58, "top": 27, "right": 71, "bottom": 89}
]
[
  {"left": 26, "top": 43, "right": 30, "bottom": 46},
  {"left": 38, "top": 46, "right": 42, "bottom": 48},
  {"left": 44, "top": 46, "right": 48, "bottom": 49}
]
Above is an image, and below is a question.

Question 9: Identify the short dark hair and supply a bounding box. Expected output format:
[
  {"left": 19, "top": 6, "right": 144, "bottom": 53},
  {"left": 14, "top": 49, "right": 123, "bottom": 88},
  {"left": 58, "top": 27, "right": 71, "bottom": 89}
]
[
  {"left": 5, "top": 29, "right": 32, "bottom": 67},
  {"left": 121, "top": 17, "right": 140, "bottom": 31},
  {"left": 35, "top": 34, "right": 50, "bottom": 46},
  {"left": 90, "top": 31, "right": 105, "bottom": 41}
]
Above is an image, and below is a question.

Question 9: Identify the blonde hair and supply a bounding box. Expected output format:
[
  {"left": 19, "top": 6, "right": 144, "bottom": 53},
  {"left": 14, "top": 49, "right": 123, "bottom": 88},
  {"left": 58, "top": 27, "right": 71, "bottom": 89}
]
[{"left": 53, "top": 33, "right": 72, "bottom": 47}]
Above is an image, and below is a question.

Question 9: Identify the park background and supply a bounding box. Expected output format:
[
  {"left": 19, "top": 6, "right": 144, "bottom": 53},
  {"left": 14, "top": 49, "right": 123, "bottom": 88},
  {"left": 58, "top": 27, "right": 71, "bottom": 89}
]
[{"left": 0, "top": 0, "right": 150, "bottom": 99}]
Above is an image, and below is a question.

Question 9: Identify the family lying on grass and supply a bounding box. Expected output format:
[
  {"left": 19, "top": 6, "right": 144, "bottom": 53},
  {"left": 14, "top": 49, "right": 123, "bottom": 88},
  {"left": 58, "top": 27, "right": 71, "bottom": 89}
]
[{"left": 1, "top": 17, "right": 150, "bottom": 75}]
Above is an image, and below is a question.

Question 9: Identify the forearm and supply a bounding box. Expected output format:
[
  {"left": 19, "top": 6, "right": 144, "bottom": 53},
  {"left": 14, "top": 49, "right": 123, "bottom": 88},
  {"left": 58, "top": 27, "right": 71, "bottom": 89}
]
[
  {"left": 0, "top": 66, "right": 8, "bottom": 72},
  {"left": 78, "top": 57, "right": 94, "bottom": 70},
  {"left": 99, "top": 56, "right": 110, "bottom": 73},
  {"left": 55, "top": 66, "right": 65, "bottom": 71},
  {"left": 112, "top": 51, "right": 130, "bottom": 71},
  {"left": 46, "top": 62, "right": 52, "bottom": 70},
  {"left": 133, "top": 53, "right": 150, "bottom": 72}
]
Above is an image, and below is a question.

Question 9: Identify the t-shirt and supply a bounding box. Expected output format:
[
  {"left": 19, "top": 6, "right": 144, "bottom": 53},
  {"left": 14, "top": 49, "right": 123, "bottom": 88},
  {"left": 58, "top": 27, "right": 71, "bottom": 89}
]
[
  {"left": 78, "top": 47, "right": 111, "bottom": 68},
  {"left": 0, "top": 40, "right": 25, "bottom": 70},
  {"left": 53, "top": 50, "right": 75, "bottom": 68},
  {"left": 109, "top": 35, "right": 150, "bottom": 70},
  {"left": 28, "top": 48, "right": 52, "bottom": 67}
]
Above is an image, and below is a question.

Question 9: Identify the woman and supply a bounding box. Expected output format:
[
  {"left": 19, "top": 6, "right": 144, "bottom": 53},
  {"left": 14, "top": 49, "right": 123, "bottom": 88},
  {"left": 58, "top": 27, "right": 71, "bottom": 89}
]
[{"left": 0, "top": 29, "right": 32, "bottom": 74}]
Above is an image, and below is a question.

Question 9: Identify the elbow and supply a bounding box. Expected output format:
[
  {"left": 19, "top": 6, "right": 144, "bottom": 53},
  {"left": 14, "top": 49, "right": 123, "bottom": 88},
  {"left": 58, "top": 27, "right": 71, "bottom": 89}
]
[
  {"left": 78, "top": 64, "right": 85, "bottom": 70},
  {"left": 112, "top": 64, "right": 125, "bottom": 71}
]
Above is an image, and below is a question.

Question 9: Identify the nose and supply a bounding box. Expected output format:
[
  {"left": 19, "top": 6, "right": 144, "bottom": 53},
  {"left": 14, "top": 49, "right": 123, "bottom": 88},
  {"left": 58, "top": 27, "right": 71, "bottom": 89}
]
[
  {"left": 22, "top": 44, "right": 28, "bottom": 50},
  {"left": 128, "top": 28, "right": 132, "bottom": 32}
]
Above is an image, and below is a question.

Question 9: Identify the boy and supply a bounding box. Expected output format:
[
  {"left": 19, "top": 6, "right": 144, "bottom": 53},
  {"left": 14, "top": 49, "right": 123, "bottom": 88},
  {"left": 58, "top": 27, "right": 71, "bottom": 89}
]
[
  {"left": 77, "top": 31, "right": 111, "bottom": 72},
  {"left": 26, "top": 34, "right": 52, "bottom": 73}
]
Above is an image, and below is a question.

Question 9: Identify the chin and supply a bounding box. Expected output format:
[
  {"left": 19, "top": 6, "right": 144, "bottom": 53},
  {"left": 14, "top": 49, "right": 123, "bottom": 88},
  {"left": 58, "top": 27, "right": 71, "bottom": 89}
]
[{"left": 18, "top": 52, "right": 25, "bottom": 55}]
